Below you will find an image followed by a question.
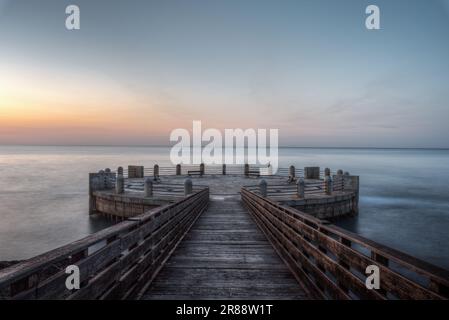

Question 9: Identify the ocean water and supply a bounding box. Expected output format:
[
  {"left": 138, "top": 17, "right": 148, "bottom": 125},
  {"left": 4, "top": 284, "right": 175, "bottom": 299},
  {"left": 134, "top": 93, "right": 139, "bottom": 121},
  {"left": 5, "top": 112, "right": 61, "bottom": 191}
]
[{"left": 0, "top": 146, "right": 448, "bottom": 270}]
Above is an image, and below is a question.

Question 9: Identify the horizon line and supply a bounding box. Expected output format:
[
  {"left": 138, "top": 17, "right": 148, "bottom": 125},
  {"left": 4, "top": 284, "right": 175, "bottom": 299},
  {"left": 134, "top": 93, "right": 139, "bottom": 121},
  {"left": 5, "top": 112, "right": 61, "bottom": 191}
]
[{"left": 1, "top": 144, "right": 449, "bottom": 151}]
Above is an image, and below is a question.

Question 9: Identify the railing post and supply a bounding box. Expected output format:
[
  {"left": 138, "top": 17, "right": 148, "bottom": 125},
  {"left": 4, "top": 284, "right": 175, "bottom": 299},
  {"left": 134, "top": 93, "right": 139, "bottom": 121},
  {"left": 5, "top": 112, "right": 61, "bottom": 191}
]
[
  {"left": 259, "top": 179, "right": 267, "bottom": 197},
  {"left": 154, "top": 164, "right": 159, "bottom": 180},
  {"left": 144, "top": 178, "right": 153, "bottom": 197},
  {"left": 342, "top": 174, "right": 359, "bottom": 215},
  {"left": 324, "top": 176, "right": 333, "bottom": 195},
  {"left": 200, "top": 163, "right": 205, "bottom": 176},
  {"left": 297, "top": 178, "right": 305, "bottom": 198},
  {"left": 116, "top": 174, "right": 124, "bottom": 194},
  {"left": 324, "top": 167, "right": 331, "bottom": 177},
  {"left": 289, "top": 165, "right": 296, "bottom": 182},
  {"left": 184, "top": 178, "right": 193, "bottom": 196},
  {"left": 176, "top": 164, "right": 181, "bottom": 176},
  {"left": 117, "top": 166, "right": 123, "bottom": 176},
  {"left": 244, "top": 164, "right": 250, "bottom": 177},
  {"left": 222, "top": 164, "right": 226, "bottom": 175}
]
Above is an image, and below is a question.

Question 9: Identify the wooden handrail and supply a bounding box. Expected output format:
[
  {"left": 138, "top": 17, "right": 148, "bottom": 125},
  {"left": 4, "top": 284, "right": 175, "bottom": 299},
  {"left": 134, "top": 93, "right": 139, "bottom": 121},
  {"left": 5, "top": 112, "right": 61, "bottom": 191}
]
[
  {"left": 241, "top": 188, "right": 449, "bottom": 300},
  {"left": 118, "top": 165, "right": 320, "bottom": 178},
  {"left": 0, "top": 188, "right": 209, "bottom": 300}
]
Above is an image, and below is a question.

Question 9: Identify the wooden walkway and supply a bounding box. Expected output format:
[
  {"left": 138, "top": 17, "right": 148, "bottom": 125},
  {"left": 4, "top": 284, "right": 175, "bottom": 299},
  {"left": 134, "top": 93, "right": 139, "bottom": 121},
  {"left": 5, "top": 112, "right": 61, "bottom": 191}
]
[{"left": 143, "top": 197, "right": 308, "bottom": 300}]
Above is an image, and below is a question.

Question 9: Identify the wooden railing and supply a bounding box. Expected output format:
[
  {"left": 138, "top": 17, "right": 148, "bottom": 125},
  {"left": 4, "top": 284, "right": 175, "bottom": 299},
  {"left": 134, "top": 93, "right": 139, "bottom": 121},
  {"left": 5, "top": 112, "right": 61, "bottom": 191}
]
[
  {"left": 119, "top": 165, "right": 325, "bottom": 178},
  {"left": 0, "top": 188, "right": 209, "bottom": 300},
  {"left": 241, "top": 188, "right": 449, "bottom": 300},
  {"left": 124, "top": 182, "right": 206, "bottom": 194},
  {"left": 244, "top": 179, "right": 346, "bottom": 197}
]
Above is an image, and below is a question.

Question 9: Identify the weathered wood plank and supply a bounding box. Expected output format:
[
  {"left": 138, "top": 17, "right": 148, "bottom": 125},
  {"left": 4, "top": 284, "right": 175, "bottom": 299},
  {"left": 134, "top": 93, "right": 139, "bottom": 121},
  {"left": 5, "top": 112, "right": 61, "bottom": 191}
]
[{"left": 143, "top": 198, "right": 308, "bottom": 300}]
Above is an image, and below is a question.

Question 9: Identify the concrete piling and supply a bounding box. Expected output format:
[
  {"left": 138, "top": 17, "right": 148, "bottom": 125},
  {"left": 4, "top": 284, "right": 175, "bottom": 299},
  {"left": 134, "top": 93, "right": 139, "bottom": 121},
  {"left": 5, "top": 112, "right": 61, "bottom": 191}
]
[{"left": 289, "top": 165, "right": 296, "bottom": 179}]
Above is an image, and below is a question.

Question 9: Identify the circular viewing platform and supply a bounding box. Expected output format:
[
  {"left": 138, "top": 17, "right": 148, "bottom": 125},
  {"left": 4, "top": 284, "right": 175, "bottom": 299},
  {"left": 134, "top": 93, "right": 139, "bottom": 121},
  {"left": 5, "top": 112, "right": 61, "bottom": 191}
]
[{"left": 89, "top": 164, "right": 359, "bottom": 220}]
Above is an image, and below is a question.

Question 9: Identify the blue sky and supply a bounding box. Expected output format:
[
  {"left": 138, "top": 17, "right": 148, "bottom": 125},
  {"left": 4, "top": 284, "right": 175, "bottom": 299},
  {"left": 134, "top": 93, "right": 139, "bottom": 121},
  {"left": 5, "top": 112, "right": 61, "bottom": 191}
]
[{"left": 0, "top": 0, "right": 449, "bottom": 147}]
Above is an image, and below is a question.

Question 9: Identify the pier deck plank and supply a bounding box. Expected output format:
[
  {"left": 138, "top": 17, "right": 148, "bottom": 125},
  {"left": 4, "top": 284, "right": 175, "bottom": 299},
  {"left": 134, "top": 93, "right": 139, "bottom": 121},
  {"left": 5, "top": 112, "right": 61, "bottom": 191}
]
[{"left": 142, "top": 198, "right": 308, "bottom": 300}]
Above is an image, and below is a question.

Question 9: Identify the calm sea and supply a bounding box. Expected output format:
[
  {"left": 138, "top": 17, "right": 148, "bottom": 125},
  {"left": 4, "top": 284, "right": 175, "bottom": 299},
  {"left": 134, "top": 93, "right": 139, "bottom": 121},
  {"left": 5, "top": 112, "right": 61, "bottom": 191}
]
[{"left": 0, "top": 146, "right": 448, "bottom": 269}]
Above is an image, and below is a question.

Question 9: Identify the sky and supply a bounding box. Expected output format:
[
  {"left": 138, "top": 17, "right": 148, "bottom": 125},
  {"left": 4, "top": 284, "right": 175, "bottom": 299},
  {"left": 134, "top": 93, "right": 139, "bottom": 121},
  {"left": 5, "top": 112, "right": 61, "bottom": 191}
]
[{"left": 0, "top": 0, "right": 449, "bottom": 148}]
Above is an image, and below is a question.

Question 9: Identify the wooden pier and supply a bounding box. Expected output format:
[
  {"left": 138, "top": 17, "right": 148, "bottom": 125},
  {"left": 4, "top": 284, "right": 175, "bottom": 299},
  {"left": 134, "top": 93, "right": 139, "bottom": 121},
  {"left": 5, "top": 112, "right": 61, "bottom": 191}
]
[
  {"left": 144, "top": 197, "right": 308, "bottom": 300},
  {"left": 0, "top": 164, "right": 448, "bottom": 300}
]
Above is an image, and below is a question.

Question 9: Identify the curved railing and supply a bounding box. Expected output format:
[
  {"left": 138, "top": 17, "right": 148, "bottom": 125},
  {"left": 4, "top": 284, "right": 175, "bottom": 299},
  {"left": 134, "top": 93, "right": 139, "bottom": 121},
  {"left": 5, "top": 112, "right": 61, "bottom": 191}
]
[{"left": 111, "top": 164, "right": 335, "bottom": 179}]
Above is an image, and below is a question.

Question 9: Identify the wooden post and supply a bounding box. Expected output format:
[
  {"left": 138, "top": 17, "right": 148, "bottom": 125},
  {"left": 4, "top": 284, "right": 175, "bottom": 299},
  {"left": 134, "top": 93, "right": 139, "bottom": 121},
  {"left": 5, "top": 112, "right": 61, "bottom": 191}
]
[
  {"left": 144, "top": 178, "right": 153, "bottom": 197},
  {"left": 304, "top": 167, "right": 320, "bottom": 179},
  {"left": 176, "top": 164, "right": 181, "bottom": 176},
  {"left": 324, "top": 176, "right": 333, "bottom": 195},
  {"left": 154, "top": 164, "right": 159, "bottom": 180},
  {"left": 222, "top": 164, "right": 226, "bottom": 175},
  {"left": 200, "top": 163, "right": 205, "bottom": 176},
  {"left": 88, "top": 173, "right": 97, "bottom": 215},
  {"left": 297, "top": 178, "right": 305, "bottom": 198},
  {"left": 116, "top": 174, "right": 124, "bottom": 194},
  {"left": 128, "top": 165, "right": 144, "bottom": 178},
  {"left": 184, "top": 178, "right": 193, "bottom": 196},
  {"left": 343, "top": 175, "right": 359, "bottom": 214},
  {"left": 259, "top": 180, "right": 267, "bottom": 197}
]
